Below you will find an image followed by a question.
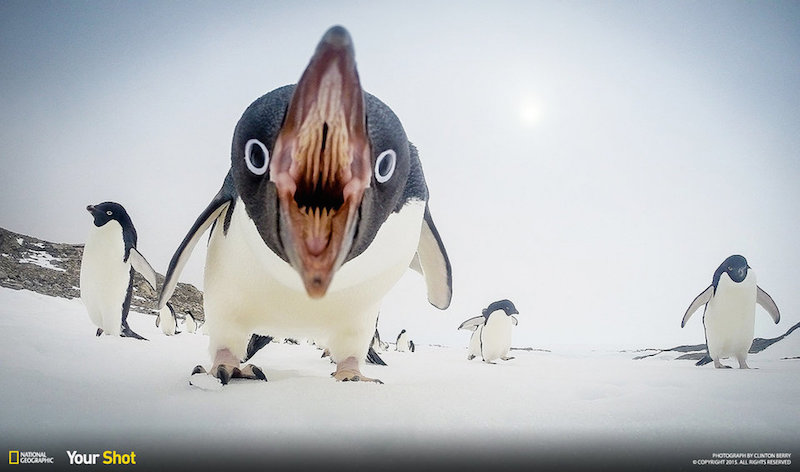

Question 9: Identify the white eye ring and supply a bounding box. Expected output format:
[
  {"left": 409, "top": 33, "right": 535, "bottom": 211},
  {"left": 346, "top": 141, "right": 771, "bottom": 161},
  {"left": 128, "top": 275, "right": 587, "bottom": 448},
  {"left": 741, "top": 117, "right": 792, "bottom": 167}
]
[
  {"left": 375, "top": 149, "right": 396, "bottom": 183},
  {"left": 106, "top": 210, "right": 113, "bottom": 216},
  {"left": 244, "top": 139, "right": 269, "bottom": 176}
]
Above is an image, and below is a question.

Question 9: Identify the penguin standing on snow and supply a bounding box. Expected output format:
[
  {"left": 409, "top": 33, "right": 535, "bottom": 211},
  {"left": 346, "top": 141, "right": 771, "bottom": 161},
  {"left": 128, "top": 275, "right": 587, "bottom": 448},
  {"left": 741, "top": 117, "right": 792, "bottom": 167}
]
[
  {"left": 681, "top": 255, "right": 780, "bottom": 369},
  {"left": 158, "top": 25, "right": 452, "bottom": 386},
  {"left": 459, "top": 299, "right": 519, "bottom": 363},
  {"left": 183, "top": 310, "right": 202, "bottom": 334},
  {"left": 156, "top": 302, "right": 180, "bottom": 336},
  {"left": 80, "top": 202, "right": 157, "bottom": 340},
  {"left": 395, "top": 329, "right": 414, "bottom": 352}
]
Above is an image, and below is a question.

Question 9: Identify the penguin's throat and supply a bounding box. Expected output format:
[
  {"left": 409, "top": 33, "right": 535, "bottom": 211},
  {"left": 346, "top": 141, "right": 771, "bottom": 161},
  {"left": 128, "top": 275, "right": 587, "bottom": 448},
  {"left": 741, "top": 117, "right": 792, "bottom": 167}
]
[{"left": 267, "top": 39, "right": 371, "bottom": 298}]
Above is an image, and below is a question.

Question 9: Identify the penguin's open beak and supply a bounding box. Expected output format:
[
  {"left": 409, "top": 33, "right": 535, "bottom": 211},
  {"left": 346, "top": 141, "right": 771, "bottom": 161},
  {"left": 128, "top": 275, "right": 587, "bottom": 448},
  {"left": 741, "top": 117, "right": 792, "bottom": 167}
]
[{"left": 269, "top": 26, "right": 371, "bottom": 298}]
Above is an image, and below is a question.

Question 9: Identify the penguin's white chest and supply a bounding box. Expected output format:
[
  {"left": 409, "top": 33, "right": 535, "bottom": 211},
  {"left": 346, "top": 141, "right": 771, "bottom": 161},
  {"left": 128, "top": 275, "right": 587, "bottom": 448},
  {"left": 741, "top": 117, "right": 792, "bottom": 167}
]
[
  {"left": 468, "top": 326, "right": 483, "bottom": 358},
  {"left": 159, "top": 307, "right": 177, "bottom": 335},
  {"left": 80, "top": 222, "right": 131, "bottom": 336},
  {"left": 704, "top": 273, "right": 757, "bottom": 358},
  {"left": 396, "top": 332, "right": 410, "bottom": 352},
  {"left": 203, "top": 197, "right": 425, "bottom": 361},
  {"left": 480, "top": 313, "right": 514, "bottom": 362}
]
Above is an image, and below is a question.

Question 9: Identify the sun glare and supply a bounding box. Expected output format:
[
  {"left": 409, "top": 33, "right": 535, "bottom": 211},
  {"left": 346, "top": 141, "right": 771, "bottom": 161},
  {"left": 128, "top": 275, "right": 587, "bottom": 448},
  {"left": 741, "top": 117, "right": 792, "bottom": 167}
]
[{"left": 519, "top": 98, "right": 544, "bottom": 128}]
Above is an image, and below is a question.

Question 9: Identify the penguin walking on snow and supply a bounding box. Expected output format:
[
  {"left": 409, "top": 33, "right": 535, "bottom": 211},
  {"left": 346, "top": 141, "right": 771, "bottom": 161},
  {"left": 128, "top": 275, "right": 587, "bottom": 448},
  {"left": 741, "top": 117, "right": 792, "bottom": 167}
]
[
  {"left": 459, "top": 299, "right": 519, "bottom": 363},
  {"left": 156, "top": 302, "right": 180, "bottom": 336},
  {"left": 80, "top": 202, "right": 157, "bottom": 340},
  {"left": 157, "top": 26, "right": 452, "bottom": 386},
  {"left": 681, "top": 255, "right": 780, "bottom": 369}
]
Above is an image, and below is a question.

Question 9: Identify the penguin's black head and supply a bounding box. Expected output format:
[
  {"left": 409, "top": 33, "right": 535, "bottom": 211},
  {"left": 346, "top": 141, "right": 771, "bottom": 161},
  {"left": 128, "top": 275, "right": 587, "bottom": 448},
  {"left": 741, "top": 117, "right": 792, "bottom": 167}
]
[
  {"left": 713, "top": 254, "right": 750, "bottom": 286},
  {"left": 86, "top": 202, "right": 133, "bottom": 230},
  {"left": 483, "top": 299, "right": 519, "bottom": 316},
  {"left": 231, "top": 25, "right": 412, "bottom": 298}
]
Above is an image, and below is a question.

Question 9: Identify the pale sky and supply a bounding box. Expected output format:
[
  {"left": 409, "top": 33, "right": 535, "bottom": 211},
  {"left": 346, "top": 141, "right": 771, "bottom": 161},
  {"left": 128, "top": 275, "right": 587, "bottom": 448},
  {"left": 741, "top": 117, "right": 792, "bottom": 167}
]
[{"left": 2, "top": 0, "right": 798, "bottom": 349}]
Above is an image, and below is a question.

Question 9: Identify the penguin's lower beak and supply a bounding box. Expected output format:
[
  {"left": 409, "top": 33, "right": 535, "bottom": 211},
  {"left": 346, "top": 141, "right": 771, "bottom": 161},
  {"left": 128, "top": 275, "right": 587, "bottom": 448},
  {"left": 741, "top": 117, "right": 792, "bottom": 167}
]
[
  {"left": 86, "top": 205, "right": 95, "bottom": 213},
  {"left": 269, "top": 26, "right": 371, "bottom": 298}
]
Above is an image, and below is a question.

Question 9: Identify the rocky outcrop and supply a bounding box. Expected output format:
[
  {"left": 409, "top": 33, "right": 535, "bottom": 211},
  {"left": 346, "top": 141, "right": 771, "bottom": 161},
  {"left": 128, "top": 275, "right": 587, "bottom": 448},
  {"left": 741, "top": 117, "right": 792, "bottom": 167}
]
[
  {"left": 0, "top": 226, "right": 203, "bottom": 320},
  {"left": 631, "top": 321, "right": 800, "bottom": 363}
]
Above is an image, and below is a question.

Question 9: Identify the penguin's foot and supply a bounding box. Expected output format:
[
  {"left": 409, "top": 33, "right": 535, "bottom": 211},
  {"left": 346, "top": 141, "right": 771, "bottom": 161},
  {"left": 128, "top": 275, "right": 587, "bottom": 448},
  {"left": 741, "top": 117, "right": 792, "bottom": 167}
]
[
  {"left": 190, "top": 363, "right": 267, "bottom": 386},
  {"left": 713, "top": 360, "right": 733, "bottom": 369},
  {"left": 121, "top": 325, "right": 148, "bottom": 341},
  {"left": 96, "top": 328, "right": 103, "bottom": 337},
  {"left": 467, "top": 354, "right": 476, "bottom": 360},
  {"left": 190, "top": 348, "right": 267, "bottom": 386},
  {"left": 331, "top": 356, "right": 383, "bottom": 384},
  {"left": 501, "top": 356, "right": 515, "bottom": 361}
]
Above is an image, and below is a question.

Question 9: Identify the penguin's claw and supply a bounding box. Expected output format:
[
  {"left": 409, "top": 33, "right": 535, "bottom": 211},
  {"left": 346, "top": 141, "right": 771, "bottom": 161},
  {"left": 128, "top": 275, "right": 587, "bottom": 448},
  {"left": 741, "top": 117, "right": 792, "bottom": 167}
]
[{"left": 190, "top": 363, "right": 268, "bottom": 386}]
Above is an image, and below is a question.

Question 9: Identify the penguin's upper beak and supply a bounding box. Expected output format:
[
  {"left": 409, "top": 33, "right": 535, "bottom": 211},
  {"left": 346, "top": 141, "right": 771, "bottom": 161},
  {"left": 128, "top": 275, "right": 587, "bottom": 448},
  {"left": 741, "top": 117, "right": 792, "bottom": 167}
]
[
  {"left": 269, "top": 26, "right": 371, "bottom": 298},
  {"left": 86, "top": 205, "right": 95, "bottom": 213}
]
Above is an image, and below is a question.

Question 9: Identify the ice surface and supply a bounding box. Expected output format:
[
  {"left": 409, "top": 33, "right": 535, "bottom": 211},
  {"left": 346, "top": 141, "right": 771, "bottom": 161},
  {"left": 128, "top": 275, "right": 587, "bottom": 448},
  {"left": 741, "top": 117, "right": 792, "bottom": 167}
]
[{"left": 1, "top": 287, "right": 797, "bottom": 469}]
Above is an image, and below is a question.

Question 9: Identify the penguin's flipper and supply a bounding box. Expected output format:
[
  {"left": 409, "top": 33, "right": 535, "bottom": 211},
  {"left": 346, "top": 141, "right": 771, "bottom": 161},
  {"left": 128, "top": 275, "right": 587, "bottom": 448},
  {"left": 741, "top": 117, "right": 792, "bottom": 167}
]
[
  {"left": 756, "top": 286, "right": 781, "bottom": 324},
  {"left": 243, "top": 334, "right": 273, "bottom": 363},
  {"left": 366, "top": 347, "right": 387, "bottom": 365},
  {"left": 681, "top": 285, "right": 714, "bottom": 328},
  {"left": 458, "top": 315, "right": 485, "bottom": 331},
  {"left": 412, "top": 205, "right": 453, "bottom": 310},
  {"left": 158, "top": 172, "right": 235, "bottom": 309},
  {"left": 511, "top": 315, "right": 519, "bottom": 326},
  {"left": 128, "top": 247, "right": 157, "bottom": 290}
]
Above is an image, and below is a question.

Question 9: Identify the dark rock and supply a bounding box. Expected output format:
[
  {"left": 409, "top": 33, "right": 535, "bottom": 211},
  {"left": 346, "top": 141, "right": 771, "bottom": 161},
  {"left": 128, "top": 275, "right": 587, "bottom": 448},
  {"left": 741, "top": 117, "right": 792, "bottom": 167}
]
[{"left": 632, "top": 321, "right": 800, "bottom": 362}]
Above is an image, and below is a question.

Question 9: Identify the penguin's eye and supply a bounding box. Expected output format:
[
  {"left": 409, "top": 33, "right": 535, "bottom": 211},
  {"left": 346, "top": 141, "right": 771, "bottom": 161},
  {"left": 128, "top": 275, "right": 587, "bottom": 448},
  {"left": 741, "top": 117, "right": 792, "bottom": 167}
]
[
  {"left": 106, "top": 211, "right": 113, "bottom": 216},
  {"left": 244, "top": 139, "right": 269, "bottom": 176},
  {"left": 375, "top": 149, "right": 396, "bottom": 183}
]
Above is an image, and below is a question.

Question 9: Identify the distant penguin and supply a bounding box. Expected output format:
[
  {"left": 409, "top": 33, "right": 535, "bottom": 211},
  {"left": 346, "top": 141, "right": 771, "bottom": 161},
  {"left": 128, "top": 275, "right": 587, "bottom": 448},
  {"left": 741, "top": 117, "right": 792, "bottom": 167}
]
[
  {"left": 371, "top": 328, "right": 388, "bottom": 352},
  {"left": 183, "top": 310, "right": 202, "bottom": 333},
  {"left": 681, "top": 255, "right": 780, "bottom": 369},
  {"left": 156, "top": 302, "right": 179, "bottom": 336},
  {"left": 395, "top": 329, "right": 412, "bottom": 352},
  {"left": 80, "top": 202, "right": 157, "bottom": 340},
  {"left": 459, "top": 299, "right": 519, "bottom": 363}
]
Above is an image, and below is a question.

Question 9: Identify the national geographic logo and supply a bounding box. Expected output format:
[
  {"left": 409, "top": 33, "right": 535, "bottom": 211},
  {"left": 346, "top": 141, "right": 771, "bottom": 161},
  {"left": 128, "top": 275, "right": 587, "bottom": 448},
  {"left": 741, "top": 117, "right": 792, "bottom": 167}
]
[{"left": 9, "top": 450, "right": 55, "bottom": 464}]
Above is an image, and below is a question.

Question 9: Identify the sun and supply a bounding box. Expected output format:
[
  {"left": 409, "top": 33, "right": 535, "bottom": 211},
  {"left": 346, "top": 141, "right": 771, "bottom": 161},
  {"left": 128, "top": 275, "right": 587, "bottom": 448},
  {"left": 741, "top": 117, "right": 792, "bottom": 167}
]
[{"left": 518, "top": 97, "right": 544, "bottom": 128}]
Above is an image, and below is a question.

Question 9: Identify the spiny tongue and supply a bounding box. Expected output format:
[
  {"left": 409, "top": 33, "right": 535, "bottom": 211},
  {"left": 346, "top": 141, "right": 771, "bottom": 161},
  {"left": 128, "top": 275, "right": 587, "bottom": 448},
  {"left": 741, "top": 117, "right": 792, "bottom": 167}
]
[{"left": 303, "top": 207, "right": 333, "bottom": 257}]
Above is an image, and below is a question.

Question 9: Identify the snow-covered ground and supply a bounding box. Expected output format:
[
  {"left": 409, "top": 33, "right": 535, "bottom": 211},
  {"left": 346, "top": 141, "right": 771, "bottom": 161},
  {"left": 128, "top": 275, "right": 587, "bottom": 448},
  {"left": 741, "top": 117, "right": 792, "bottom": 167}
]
[{"left": 1, "top": 287, "right": 798, "bottom": 470}]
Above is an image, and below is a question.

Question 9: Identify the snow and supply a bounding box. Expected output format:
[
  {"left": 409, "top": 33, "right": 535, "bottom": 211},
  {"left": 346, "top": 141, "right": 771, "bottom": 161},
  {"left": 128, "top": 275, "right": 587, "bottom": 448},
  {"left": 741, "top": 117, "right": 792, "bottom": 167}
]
[
  {"left": 1, "top": 286, "right": 798, "bottom": 470},
  {"left": 17, "top": 250, "right": 66, "bottom": 272}
]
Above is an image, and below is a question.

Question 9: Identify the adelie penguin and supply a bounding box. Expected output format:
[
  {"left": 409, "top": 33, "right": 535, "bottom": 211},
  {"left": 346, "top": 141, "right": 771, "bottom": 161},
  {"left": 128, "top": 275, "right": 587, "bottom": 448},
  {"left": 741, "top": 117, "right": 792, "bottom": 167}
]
[
  {"left": 80, "top": 202, "right": 157, "bottom": 340},
  {"left": 156, "top": 302, "right": 180, "bottom": 336},
  {"left": 459, "top": 299, "right": 519, "bottom": 363},
  {"left": 682, "top": 255, "right": 780, "bottom": 369},
  {"left": 158, "top": 26, "right": 452, "bottom": 386},
  {"left": 395, "top": 329, "right": 414, "bottom": 352},
  {"left": 183, "top": 310, "right": 202, "bottom": 334}
]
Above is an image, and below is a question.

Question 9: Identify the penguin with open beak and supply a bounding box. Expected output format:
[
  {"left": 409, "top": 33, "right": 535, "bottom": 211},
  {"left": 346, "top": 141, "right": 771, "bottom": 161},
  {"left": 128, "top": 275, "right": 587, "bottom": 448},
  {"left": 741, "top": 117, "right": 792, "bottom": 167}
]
[{"left": 159, "top": 26, "right": 452, "bottom": 385}]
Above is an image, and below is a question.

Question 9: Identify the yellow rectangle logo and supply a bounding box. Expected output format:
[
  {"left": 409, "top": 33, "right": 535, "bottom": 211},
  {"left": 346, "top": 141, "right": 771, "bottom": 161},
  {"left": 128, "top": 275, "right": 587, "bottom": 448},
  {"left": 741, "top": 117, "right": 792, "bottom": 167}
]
[{"left": 9, "top": 451, "right": 19, "bottom": 465}]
